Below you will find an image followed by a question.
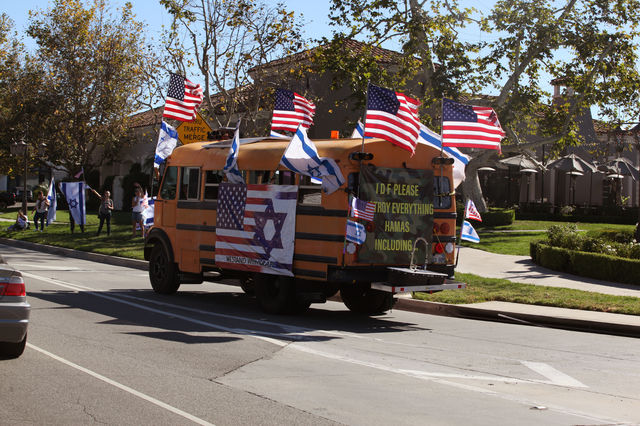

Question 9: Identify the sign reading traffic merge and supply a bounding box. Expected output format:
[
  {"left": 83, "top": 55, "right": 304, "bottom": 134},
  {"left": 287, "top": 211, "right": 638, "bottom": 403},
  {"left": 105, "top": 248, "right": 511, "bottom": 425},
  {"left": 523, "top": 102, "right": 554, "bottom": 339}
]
[
  {"left": 177, "top": 111, "right": 213, "bottom": 144},
  {"left": 357, "top": 165, "right": 434, "bottom": 264}
]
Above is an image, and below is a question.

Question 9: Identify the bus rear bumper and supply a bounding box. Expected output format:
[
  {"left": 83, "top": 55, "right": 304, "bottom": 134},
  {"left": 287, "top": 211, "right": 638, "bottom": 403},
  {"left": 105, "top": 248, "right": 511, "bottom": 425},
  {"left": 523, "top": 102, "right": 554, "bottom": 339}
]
[{"left": 371, "top": 279, "right": 466, "bottom": 294}]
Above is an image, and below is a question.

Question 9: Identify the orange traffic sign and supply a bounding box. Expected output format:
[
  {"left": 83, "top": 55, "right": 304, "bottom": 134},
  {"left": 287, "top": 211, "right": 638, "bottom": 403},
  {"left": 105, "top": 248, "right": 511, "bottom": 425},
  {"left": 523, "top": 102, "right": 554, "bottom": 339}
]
[{"left": 177, "top": 111, "right": 213, "bottom": 144}]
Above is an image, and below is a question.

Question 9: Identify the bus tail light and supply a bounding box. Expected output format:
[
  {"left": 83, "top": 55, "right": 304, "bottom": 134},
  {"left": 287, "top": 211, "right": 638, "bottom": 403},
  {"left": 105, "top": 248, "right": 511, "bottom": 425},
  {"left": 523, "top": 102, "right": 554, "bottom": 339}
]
[
  {"left": 439, "top": 222, "right": 450, "bottom": 235},
  {"left": 434, "top": 243, "right": 444, "bottom": 254}
]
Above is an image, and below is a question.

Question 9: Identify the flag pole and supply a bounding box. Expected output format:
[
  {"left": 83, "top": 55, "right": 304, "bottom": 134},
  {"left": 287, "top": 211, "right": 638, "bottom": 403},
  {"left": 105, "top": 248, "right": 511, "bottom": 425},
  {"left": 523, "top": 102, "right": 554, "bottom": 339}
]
[
  {"left": 361, "top": 81, "right": 370, "bottom": 153},
  {"left": 439, "top": 98, "right": 445, "bottom": 157}
]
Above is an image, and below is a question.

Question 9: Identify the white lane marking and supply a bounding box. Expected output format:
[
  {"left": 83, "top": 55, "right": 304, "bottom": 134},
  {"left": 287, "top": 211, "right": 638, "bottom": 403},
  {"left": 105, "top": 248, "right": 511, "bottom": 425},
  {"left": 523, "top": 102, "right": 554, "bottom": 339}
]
[
  {"left": 21, "top": 272, "right": 287, "bottom": 347},
  {"left": 521, "top": 361, "right": 588, "bottom": 388},
  {"left": 22, "top": 271, "right": 362, "bottom": 341},
  {"left": 10, "top": 263, "right": 80, "bottom": 271},
  {"left": 27, "top": 343, "right": 215, "bottom": 426},
  {"left": 24, "top": 272, "right": 621, "bottom": 424}
]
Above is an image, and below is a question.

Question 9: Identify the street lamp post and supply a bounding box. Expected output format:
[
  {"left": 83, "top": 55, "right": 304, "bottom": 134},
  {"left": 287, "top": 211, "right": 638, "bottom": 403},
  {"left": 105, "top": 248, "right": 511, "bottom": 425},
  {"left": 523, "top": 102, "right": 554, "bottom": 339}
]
[{"left": 10, "top": 139, "right": 28, "bottom": 213}]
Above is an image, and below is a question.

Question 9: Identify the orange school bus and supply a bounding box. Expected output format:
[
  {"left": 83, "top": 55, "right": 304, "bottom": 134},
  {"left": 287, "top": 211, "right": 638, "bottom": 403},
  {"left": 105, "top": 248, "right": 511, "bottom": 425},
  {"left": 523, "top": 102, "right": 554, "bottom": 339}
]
[{"left": 145, "top": 136, "right": 465, "bottom": 314}]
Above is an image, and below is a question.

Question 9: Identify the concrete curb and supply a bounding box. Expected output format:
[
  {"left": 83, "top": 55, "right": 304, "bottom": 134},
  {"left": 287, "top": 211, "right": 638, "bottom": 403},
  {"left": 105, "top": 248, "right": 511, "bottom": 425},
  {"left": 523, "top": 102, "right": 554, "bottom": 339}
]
[
  {"left": 393, "top": 298, "right": 640, "bottom": 338},
  {"left": 0, "top": 238, "right": 148, "bottom": 271},
  {"left": 3, "top": 237, "right": 639, "bottom": 338}
]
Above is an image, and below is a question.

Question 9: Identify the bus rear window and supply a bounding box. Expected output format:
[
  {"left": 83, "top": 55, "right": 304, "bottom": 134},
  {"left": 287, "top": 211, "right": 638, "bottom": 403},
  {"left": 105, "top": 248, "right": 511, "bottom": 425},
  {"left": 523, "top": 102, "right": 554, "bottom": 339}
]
[
  {"left": 160, "top": 166, "right": 178, "bottom": 200},
  {"left": 434, "top": 176, "right": 452, "bottom": 209}
]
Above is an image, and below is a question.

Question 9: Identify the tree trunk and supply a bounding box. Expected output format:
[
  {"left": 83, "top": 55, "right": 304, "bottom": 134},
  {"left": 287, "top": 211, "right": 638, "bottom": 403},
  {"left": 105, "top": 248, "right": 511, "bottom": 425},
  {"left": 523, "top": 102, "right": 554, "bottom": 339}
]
[{"left": 461, "top": 162, "right": 487, "bottom": 212}]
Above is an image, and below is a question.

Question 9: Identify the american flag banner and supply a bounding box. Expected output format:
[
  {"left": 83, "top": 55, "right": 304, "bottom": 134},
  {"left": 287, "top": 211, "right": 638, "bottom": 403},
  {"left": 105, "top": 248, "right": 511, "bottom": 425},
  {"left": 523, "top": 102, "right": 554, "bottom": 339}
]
[
  {"left": 271, "top": 89, "right": 315, "bottom": 132},
  {"left": 364, "top": 83, "right": 421, "bottom": 154},
  {"left": 215, "top": 183, "right": 299, "bottom": 276},
  {"left": 465, "top": 199, "right": 482, "bottom": 222},
  {"left": 162, "top": 73, "right": 204, "bottom": 122},
  {"left": 441, "top": 98, "right": 505, "bottom": 151},
  {"left": 350, "top": 196, "right": 375, "bottom": 222}
]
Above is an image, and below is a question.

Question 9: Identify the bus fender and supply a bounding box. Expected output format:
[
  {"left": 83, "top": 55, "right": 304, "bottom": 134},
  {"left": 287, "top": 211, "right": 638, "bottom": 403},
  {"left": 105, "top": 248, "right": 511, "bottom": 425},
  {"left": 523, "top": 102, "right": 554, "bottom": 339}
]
[{"left": 144, "top": 228, "right": 174, "bottom": 263}]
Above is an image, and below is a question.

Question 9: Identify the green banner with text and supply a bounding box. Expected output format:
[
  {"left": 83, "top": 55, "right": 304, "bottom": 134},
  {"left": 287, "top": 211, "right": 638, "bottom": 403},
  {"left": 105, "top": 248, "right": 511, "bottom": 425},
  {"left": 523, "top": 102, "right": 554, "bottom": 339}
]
[{"left": 357, "top": 165, "right": 434, "bottom": 264}]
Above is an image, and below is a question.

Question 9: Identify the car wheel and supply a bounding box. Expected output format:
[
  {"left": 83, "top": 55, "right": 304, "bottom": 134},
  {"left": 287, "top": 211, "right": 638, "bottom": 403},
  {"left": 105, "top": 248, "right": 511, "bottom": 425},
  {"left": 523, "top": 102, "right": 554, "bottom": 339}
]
[
  {"left": 0, "top": 333, "right": 27, "bottom": 359},
  {"left": 149, "top": 243, "right": 180, "bottom": 294}
]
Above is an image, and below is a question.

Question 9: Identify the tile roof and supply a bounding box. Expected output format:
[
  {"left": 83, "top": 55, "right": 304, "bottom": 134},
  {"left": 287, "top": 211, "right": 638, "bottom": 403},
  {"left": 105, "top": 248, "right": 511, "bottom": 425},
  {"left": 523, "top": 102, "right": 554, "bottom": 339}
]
[{"left": 249, "top": 39, "right": 401, "bottom": 74}]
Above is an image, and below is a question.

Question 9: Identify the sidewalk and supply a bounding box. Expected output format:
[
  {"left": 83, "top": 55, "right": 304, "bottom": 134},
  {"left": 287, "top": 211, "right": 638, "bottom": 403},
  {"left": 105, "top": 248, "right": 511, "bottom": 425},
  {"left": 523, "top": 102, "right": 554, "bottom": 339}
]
[
  {"left": 456, "top": 246, "right": 640, "bottom": 298},
  {"left": 2, "top": 238, "right": 639, "bottom": 337}
]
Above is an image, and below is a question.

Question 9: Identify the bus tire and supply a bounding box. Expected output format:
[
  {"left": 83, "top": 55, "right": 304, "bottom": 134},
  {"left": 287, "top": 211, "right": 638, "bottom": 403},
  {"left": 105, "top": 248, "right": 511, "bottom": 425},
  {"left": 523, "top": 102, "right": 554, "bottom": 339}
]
[
  {"left": 254, "top": 274, "right": 309, "bottom": 314},
  {"left": 240, "top": 275, "right": 255, "bottom": 296},
  {"left": 340, "top": 284, "right": 394, "bottom": 315},
  {"left": 149, "top": 243, "right": 180, "bottom": 294}
]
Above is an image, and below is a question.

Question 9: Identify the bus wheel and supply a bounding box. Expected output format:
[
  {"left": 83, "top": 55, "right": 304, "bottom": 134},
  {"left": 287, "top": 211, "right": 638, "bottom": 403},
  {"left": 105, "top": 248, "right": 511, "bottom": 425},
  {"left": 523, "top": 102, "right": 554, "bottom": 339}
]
[
  {"left": 149, "top": 243, "right": 180, "bottom": 294},
  {"left": 254, "top": 274, "right": 309, "bottom": 314},
  {"left": 240, "top": 275, "right": 255, "bottom": 296},
  {"left": 340, "top": 284, "right": 394, "bottom": 315}
]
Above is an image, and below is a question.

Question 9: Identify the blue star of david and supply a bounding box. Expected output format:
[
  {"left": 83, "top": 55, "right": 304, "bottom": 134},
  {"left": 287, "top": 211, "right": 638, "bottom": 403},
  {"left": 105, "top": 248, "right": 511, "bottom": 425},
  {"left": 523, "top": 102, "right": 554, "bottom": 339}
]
[
  {"left": 252, "top": 199, "right": 286, "bottom": 257},
  {"left": 68, "top": 199, "right": 78, "bottom": 208},
  {"left": 306, "top": 164, "right": 322, "bottom": 177}
]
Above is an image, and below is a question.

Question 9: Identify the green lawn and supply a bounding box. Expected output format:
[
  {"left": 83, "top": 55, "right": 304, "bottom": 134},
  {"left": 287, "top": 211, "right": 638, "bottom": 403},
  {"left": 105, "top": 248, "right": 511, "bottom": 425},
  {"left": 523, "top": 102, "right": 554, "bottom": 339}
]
[
  {"left": 461, "top": 220, "right": 636, "bottom": 256},
  {"left": 415, "top": 272, "right": 640, "bottom": 315},
  {"left": 0, "top": 209, "right": 145, "bottom": 260}
]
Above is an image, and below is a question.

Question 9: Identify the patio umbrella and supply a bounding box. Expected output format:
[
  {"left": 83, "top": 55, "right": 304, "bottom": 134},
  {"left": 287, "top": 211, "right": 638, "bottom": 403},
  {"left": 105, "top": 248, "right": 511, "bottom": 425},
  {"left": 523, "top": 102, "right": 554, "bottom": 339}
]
[
  {"left": 546, "top": 153, "right": 597, "bottom": 173},
  {"left": 499, "top": 153, "right": 545, "bottom": 171},
  {"left": 606, "top": 157, "right": 639, "bottom": 181},
  {"left": 547, "top": 154, "right": 597, "bottom": 205}
]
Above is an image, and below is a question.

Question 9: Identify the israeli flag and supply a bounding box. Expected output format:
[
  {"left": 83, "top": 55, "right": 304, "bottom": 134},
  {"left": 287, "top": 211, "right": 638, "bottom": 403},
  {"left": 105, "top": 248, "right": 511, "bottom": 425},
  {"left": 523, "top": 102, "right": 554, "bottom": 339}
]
[
  {"left": 270, "top": 129, "right": 289, "bottom": 139},
  {"left": 280, "top": 126, "right": 345, "bottom": 194},
  {"left": 142, "top": 197, "right": 155, "bottom": 227},
  {"left": 60, "top": 181, "right": 86, "bottom": 226},
  {"left": 46, "top": 177, "right": 56, "bottom": 225},
  {"left": 461, "top": 220, "right": 480, "bottom": 243},
  {"left": 154, "top": 121, "right": 178, "bottom": 168},
  {"left": 418, "top": 124, "right": 470, "bottom": 189},
  {"left": 346, "top": 220, "right": 366, "bottom": 244},
  {"left": 350, "top": 119, "right": 372, "bottom": 139},
  {"left": 224, "top": 121, "right": 244, "bottom": 184}
]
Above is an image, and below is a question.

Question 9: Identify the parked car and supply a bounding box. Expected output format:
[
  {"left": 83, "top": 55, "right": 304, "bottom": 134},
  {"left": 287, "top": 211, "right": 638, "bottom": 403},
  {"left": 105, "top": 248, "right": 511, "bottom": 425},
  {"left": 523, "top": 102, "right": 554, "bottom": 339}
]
[
  {"left": 0, "top": 256, "right": 30, "bottom": 358},
  {"left": 0, "top": 191, "right": 16, "bottom": 209},
  {"left": 14, "top": 188, "right": 33, "bottom": 203}
]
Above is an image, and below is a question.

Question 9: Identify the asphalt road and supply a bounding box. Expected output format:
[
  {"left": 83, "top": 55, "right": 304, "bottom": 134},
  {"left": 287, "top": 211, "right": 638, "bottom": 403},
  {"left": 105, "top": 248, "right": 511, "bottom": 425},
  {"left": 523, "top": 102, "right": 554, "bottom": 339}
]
[{"left": 1, "top": 244, "right": 639, "bottom": 425}]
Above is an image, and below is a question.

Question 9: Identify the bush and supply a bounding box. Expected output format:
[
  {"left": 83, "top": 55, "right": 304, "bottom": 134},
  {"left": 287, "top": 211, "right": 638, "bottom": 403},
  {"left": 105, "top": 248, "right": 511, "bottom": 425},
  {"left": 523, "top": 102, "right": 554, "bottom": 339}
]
[{"left": 531, "top": 242, "right": 640, "bottom": 286}]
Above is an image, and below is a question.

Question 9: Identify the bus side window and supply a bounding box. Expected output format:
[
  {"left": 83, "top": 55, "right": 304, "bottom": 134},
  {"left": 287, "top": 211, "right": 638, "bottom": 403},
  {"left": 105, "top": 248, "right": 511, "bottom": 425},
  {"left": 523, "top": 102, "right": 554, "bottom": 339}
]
[
  {"left": 298, "top": 175, "right": 322, "bottom": 205},
  {"left": 433, "top": 176, "right": 452, "bottom": 209},
  {"left": 179, "top": 167, "right": 201, "bottom": 200},
  {"left": 159, "top": 166, "right": 178, "bottom": 200},
  {"left": 204, "top": 170, "right": 224, "bottom": 200}
]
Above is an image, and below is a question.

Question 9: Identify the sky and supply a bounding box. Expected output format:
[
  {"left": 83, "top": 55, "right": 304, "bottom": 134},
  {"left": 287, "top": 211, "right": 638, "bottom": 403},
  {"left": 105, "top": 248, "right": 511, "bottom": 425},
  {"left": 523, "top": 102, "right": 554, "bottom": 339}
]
[{"left": 2, "top": 0, "right": 494, "bottom": 51}]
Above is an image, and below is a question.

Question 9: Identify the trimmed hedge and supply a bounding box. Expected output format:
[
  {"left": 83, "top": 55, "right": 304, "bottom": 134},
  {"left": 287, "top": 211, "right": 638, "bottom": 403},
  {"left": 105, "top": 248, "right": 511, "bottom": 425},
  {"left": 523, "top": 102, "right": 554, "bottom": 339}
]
[
  {"left": 457, "top": 206, "right": 515, "bottom": 227},
  {"left": 530, "top": 242, "right": 640, "bottom": 286}
]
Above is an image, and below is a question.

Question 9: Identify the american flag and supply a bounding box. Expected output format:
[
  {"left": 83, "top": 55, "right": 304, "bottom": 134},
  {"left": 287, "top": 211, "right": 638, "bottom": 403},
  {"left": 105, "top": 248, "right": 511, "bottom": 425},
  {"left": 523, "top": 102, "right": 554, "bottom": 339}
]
[
  {"left": 465, "top": 199, "right": 482, "bottom": 222},
  {"left": 271, "top": 89, "right": 315, "bottom": 132},
  {"left": 162, "top": 74, "right": 204, "bottom": 122},
  {"left": 214, "top": 183, "right": 298, "bottom": 276},
  {"left": 350, "top": 197, "right": 375, "bottom": 222},
  {"left": 364, "top": 83, "right": 421, "bottom": 154},
  {"left": 441, "top": 98, "right": 505, "bottom": 151}
]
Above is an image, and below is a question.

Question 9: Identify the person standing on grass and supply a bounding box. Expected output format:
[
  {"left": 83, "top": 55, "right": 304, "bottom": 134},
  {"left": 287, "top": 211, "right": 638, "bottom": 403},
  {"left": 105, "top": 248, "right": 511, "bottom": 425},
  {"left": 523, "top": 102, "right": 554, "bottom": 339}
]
[
  {"left": 90, "top": 188, "right": 113, "bottom": 236},
  {"left": 32, "top": 191, "right": 49, "bottom": 232},
  {"left": 131, "top": 185, "right": 145, "bottom": 237}
]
